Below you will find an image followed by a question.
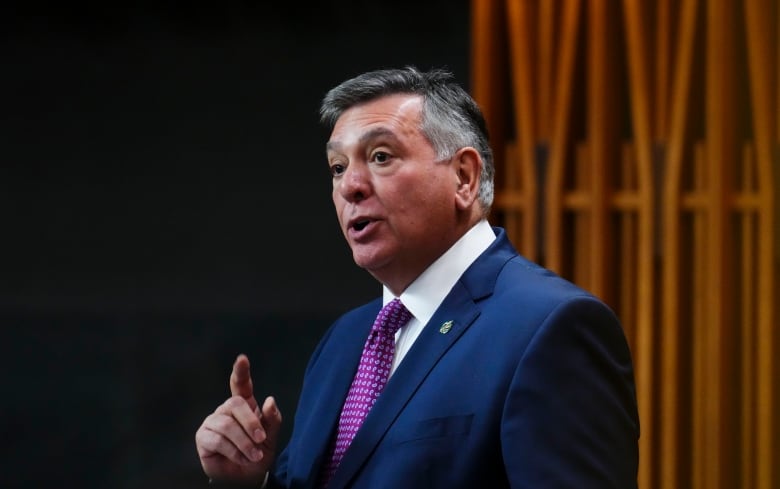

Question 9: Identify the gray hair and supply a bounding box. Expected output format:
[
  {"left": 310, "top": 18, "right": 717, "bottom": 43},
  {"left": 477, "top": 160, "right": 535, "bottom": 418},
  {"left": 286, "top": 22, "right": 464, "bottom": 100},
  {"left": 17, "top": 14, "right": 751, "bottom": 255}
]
[{"left": 320, "top": 66, "right": 494, "bottom": 214}]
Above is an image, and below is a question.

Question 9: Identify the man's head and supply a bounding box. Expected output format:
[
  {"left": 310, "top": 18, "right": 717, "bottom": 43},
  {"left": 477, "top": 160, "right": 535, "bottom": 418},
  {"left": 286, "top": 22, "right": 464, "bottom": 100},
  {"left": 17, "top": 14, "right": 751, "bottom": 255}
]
[
  {"left": 321, "top": 67, "right": 494, "bottom": 213},
  {"left": 321, "top": 67, "right": 494, "bottom": 294}
]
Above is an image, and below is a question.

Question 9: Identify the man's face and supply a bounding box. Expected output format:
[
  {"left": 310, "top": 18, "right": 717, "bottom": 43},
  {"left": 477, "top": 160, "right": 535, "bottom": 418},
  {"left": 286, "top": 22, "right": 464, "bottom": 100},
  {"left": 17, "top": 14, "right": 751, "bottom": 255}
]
[{"left": 326, "top": 94, "right": 462, "bottom": 294}]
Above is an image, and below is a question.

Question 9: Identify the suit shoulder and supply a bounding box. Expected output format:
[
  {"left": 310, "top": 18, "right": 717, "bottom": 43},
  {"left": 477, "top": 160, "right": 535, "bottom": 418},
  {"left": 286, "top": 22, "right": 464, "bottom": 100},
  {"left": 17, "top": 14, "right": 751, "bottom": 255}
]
[
  {"left": 489, "top": 254, "right": 615, "bottom": 320},
  {"left": 500, "top": 255, "right": 594, "bottom": 296}
]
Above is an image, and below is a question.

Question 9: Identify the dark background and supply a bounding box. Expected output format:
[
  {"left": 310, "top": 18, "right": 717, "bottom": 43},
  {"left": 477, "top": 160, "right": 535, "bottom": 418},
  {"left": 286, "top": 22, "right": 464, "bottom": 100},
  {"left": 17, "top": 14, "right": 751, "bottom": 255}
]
[{"left": 0, "top": 2, "right": 470, "bottom": 487}]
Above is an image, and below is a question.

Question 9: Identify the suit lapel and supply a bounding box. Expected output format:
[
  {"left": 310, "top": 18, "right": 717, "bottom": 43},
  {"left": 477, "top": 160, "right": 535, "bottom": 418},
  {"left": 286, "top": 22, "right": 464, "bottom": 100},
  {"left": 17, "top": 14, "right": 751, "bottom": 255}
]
[
  {"left": 292, "top": 301, "right": 382, "bottom": 488},
  {"left": 324, "top": 230, "right": 518, "bottom": 489},
  {"left": 326, "top": 280, "right": 481, "bottom": 489}
]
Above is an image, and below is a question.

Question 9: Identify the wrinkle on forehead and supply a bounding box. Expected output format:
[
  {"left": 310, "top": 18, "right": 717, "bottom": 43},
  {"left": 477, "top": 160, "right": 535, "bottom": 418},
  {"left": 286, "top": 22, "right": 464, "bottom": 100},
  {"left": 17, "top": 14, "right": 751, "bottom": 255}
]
[
  {"left": 327, "top": 127, "right": 402, "bottom": 153},
  {"left": 326, "top": 94, "right": 424, "bottom": 151}
]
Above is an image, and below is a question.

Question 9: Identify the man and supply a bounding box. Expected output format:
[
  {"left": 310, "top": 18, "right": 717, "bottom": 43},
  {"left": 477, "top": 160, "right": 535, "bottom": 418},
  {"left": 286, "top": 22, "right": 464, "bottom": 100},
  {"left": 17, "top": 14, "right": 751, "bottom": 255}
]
[{"left": 195, "top": 67, "right": 639, "bottom": 488}]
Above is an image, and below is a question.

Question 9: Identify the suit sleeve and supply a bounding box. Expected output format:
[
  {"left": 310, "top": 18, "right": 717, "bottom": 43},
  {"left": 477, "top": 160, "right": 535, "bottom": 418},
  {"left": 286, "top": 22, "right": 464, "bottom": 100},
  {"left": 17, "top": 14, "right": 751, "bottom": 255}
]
[{"left": 501, "top": 295, "right": 639, "bottom": 488}]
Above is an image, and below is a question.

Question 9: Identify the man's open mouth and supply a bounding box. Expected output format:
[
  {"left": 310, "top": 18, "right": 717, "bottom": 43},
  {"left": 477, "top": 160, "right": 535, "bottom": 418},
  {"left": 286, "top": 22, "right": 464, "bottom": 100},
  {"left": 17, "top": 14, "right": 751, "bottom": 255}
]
[{"left": 353, "top": 219, "right": 371, "bottom": 231}]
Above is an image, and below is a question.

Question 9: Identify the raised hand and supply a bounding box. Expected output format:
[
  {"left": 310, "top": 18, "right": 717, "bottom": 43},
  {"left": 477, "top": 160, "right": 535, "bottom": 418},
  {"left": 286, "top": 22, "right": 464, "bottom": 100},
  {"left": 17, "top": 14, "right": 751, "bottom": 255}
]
[{"left": 195, "top": 354, "right": 283, "bottom": 484}]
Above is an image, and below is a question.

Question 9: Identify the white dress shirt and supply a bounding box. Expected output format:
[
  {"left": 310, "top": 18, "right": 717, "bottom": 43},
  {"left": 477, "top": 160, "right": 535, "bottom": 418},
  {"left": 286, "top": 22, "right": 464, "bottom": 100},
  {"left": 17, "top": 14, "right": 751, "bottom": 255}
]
[{"left": 383, "top": 220, "right": 496, "bottom": 375}]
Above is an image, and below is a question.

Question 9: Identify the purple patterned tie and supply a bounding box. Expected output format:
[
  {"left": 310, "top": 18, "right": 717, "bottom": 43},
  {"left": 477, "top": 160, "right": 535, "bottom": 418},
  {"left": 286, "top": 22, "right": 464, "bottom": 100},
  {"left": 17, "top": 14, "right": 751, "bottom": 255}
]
[{"left": 319, "top": 298, "right": 412, "bottom": 487}]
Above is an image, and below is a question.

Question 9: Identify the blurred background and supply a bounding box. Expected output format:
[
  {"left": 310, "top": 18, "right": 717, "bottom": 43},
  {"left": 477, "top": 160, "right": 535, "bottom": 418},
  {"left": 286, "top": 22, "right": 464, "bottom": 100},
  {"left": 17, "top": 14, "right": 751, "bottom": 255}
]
[
  {"left": 0, "top": 1, "right": 469, "bottom": 487},
  {"left": 3, "top": 1, "right": 779, "bottom": 488}
]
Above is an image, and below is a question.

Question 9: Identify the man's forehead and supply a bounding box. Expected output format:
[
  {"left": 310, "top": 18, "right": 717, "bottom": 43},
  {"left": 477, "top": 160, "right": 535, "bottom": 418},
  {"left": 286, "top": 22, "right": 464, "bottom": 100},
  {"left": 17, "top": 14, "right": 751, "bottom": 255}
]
[
  {"left": 354, "top": 92, "right": 421, "bottom": 108},
  {"left": 336, "top": 93, "right": 422, "bottom": 124},
  {"left": 326, "top": 127, "right": 401, "bottom": 153},
  {"left": 326, "top": 95, "right": 423, "bottom": 150}
]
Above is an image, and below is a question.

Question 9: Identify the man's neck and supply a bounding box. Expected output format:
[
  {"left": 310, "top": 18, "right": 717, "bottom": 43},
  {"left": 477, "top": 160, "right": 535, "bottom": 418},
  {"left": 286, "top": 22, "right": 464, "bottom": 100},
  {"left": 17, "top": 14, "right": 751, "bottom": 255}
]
[{"left": 380, "top": 219, "right": 493, "bottom": 298}]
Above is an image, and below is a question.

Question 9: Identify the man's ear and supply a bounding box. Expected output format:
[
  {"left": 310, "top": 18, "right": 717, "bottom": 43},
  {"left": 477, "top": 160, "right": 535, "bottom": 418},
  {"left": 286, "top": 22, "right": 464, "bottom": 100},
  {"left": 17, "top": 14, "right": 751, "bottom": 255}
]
[{"left": 453, "top": 147, "right": 482, "bottom": 211}]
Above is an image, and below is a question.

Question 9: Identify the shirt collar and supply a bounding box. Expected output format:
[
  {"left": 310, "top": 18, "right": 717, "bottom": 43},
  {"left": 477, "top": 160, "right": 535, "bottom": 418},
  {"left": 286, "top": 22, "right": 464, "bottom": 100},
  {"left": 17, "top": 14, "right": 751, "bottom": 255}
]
[{"left": 382, "top": 219, "right": 496, "bottom": 326}]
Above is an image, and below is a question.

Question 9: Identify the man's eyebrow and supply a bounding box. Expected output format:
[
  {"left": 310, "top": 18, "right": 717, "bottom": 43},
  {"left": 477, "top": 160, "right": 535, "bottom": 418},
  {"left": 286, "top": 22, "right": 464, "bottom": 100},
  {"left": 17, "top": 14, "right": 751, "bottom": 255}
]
[
  {"left": 357, "top": 127, "right": 399, "bottom": 146},
  {"left": 326, "top": 127, "right": 400, "bottom": 153}
]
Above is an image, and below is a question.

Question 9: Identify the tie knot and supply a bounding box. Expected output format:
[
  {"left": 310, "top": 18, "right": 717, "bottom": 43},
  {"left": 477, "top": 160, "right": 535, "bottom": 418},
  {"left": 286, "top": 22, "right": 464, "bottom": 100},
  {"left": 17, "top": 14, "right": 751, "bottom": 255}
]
[{"left": 373, "top": 298, "right": 412, "bottom": 336}]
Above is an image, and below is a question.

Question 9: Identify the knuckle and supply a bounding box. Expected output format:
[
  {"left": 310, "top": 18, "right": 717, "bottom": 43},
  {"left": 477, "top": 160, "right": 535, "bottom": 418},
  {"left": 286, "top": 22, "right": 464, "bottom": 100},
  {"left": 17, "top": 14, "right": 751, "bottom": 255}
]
[
  {"left": 229, "top": 443, "right": 249, "bottom": 464},
  {"left": 232, "top": 394, "right": 249, "bottom": 406},
  {"left": 213, "top": 414, "right": 234, "bottom": 433},
  {"left": 195, "top": 428, "right": 218, "bottom": 453},
  {"left": 224, "top": 396, "right": 239, "bottom": 408},
  {"left": 223, "top": 395, "right": 244, "bottom": 411},
  {"left": 195, "top": 423, "right": 209, "bottom": 439},
  {"left": 237, "top": 438, "right": 255, "bottom": 456}
]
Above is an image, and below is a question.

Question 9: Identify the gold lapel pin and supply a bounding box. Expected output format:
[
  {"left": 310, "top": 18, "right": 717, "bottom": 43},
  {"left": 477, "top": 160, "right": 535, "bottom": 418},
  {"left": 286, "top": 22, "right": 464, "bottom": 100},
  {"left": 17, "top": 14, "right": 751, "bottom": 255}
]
[{"left": 439, "top": 320, "right": 453, "bottom": 334}]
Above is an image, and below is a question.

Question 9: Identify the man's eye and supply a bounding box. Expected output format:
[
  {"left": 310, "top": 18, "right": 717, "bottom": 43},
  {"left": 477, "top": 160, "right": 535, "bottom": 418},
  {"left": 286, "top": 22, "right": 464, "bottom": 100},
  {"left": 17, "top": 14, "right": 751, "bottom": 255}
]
[
  {"left": 371, "top": 152, "right": 391, "bottom": 164},
  {"left": 329, "top": 163, "right": 346, "bottom": 177}
]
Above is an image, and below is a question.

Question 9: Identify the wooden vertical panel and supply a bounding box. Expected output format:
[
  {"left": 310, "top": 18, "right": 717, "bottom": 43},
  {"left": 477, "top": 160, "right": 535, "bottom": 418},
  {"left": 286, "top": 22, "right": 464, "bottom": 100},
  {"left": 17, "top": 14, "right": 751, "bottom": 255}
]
[
  {"left": 469, "top": 0, "right": 496, "bottom": 106},
  {"left": 618, "top": 144, "right": 638, "bottom": 345},
  {"left": 586, "top": 0, "right": 613, "bottom": 301},
  {"left": 705, "top": 0, "right": 738, "bottom": 487},
  {"left": 505, "top": 0, "right": 538, "bottom": 260},
  {"left": 620, "top": 2, "right": 657, "bottom": 487},
  {"left": 537, "top": 1, "right": 554, "bottom": 141},
  {"left": 743, "top": 1, "right": 777, "bottom": 487},
  {"left": 691, "top": 144, "right": 708, "bottom": 489},
  {"left": 500, "top": 143, "right": 522, "bottom": 244},
  {"left": 545, "top": 0, "right": 581, "bottom": 275},
  {"left": 573, "top": 143, "right": 591, "bottom": 288},
  {"left": 655, "top": 0, "right": 671, "bottom": 139},
  {"left": 740, "top": 144, "right": 757, "bottom": 489},
  {"left": 660, "top": 0, "right": 698, "bottom": 486},
  {"left": 470, "top": 0, "right": 507, "bottom": 185}
]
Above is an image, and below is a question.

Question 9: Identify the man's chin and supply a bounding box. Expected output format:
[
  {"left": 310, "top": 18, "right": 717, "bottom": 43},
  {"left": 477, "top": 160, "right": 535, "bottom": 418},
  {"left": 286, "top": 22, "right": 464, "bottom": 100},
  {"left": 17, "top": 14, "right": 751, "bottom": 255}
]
[
  {"left": 352, "top": 256, "right": 384, "bottom": 272},
  {"left": 351, "top": 250, "right": 391, "bottom": 275}
]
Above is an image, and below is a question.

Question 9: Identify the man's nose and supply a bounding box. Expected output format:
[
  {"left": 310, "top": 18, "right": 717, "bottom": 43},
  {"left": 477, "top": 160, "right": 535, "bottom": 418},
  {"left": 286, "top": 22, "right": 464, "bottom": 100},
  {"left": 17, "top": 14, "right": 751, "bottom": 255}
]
[{"left": 338, "top": 163, "right": 371, "bottom": 202}]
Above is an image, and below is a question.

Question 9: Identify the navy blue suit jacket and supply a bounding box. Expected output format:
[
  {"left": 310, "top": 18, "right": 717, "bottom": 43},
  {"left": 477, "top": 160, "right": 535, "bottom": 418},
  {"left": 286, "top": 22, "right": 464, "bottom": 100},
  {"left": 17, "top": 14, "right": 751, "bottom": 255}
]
[{"left": 268, "top": 228, "right": 639, "bottom": 488}]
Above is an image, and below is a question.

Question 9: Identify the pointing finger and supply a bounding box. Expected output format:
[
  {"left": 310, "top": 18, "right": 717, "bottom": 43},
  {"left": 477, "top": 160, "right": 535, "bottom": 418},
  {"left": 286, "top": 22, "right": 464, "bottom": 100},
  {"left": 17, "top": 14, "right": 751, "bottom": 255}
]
[{"left": 230, "top": 354, "right": 258, "bottom": 412}]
